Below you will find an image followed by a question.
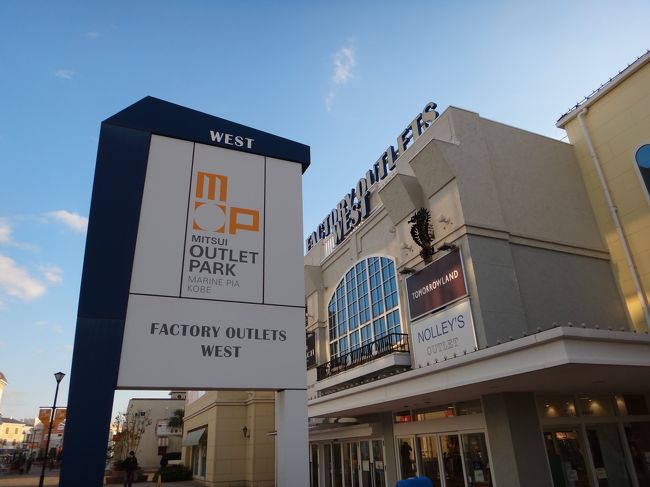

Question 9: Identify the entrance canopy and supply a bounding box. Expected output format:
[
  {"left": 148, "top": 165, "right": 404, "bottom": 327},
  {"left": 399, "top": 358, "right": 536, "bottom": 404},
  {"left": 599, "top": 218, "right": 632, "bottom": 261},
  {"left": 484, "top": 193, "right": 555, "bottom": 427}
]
[{"left": 183, "top": 428, "right": 206, "bottom": 446}]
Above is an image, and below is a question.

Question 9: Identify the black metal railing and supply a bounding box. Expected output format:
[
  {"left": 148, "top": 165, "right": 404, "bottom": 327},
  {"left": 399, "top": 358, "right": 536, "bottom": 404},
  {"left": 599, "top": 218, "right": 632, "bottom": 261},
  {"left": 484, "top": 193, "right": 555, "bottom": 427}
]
[{"left": 317, "top": 333, "right": 409, "bottom": 381}]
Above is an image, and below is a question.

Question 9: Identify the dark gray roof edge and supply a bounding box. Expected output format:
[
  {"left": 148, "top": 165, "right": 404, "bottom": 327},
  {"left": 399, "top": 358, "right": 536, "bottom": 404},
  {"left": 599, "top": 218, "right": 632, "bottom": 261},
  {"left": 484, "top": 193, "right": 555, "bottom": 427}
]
[{"left": 103, "top": 96, "right": 311, "bottom": 172}]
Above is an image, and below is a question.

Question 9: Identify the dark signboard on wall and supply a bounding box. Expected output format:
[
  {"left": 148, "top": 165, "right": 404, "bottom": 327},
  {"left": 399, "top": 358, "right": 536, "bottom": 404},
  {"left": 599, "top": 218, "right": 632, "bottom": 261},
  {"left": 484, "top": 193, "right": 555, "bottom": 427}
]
[
  {"left": 405, "top": 248, "right": 467, "bottom": 321},
  {"left": 306, "top": 332, "right": 316, "bottom": 368}
]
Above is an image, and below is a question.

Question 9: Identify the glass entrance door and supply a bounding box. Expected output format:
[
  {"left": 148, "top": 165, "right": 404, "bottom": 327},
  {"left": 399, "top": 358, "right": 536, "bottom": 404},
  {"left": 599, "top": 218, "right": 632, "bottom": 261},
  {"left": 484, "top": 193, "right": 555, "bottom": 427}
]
[
  {"left": 440, "top": 434, "right": 465, "bottom": 487},
  {"left": 586, "top": 424, "right": 632, "bottom": 486},
  {"left": 417, "top": 435, "right": 442, "bottom": 487},
  {"left": 354, "top": 440, "right": 385, "bottom": 487},
  {"left": 372, "top": 440, "right": 386, "bottom": 487},
  {"left": 544, "top": 429, "right": 591, "bottom": 487}
]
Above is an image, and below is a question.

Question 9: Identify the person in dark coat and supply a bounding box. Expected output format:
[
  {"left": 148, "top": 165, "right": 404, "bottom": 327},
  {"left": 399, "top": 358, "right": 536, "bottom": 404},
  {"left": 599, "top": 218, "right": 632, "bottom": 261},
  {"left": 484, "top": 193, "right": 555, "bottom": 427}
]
[{"left": 123, "top": 451, "right": 138, "bottom": 487}]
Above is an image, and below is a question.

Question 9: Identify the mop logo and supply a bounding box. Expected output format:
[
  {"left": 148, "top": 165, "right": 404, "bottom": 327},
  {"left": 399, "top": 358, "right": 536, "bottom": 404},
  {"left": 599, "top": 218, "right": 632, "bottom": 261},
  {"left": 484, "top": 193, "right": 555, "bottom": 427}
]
[{"left": 192, "top": 171, "right": 260, "bottom": 235}]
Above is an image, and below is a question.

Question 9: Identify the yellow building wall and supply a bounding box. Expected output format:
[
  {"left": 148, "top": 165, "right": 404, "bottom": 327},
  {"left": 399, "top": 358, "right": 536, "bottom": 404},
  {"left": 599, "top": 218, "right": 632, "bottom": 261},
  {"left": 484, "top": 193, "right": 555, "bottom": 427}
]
[
  {"left": 0, "top": 422, "right": 26, "bottom": 446},
  {"left": 563, "top": 61, "right": 650, "bottom": 331},
  {"left": 183, "top": 391, "right": 275, "bottom": 487}
]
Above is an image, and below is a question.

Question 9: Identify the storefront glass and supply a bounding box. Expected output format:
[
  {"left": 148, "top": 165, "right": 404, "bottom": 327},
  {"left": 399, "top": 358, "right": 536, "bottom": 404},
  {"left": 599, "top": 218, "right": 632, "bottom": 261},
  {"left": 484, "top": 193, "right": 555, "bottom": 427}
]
[
  {"left": 333, "top": 443, "right": 343, "bottom": 487},
  {"left": 343, "top": 443, "right": 352, "bottom": 487},
  {"left": 440, "top": 434, "right": 465, "bottom": 487},
  {"left": 351, "top": 442, "right": 360, "bottom": 487},
  {"left": 586, "top": 424, "right": 631, "bottom": 486},
  {"left": 398, "top": 437, "right": 416, "bottom": 479},
  {"left": 311, "top": 443, "right": 319, "bottom": 487},
  {"left": 539, "top": 393, "right": 650, "bottom": 487},
  {"left": 624, "top": 422, "right": 650, "bottom": 486},
  {"left": 544, "top": 430, "right": 590, "bottom": 487},
  {"left": 461, "top": 433, "right": 491, "bottom": 486},
  {"left": 324, "top": 444, "right": 332, "bottom": 487},
  {"left": 372, "top": 440, "right": 386, "bottom": 487},
  {"left": 417, "top": 435, "right": 442, "bottom": 487},
  {"left": 360, "top": 441, "right": 371, "bottom": 487}
]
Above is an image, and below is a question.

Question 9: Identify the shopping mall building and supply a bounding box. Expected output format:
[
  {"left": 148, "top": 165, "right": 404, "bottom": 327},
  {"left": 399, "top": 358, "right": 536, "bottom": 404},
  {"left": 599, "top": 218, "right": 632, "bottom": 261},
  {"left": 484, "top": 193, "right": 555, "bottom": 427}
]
[{"left": 305, "top": 53, "right": 650, "bottom": 487}]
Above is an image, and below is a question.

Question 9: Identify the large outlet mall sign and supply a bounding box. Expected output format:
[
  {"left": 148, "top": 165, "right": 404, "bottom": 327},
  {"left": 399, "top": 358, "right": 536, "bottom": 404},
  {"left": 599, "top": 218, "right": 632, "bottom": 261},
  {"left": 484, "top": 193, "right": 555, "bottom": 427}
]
[
  {"left": 119, "top": 132, "right": 307, "bottom": 389},
  {"left": 306, "top": 102, "right": 439, "bottom": 251},
  {"left": 61, "top": 97, "right": 311, "bottom": 487}
]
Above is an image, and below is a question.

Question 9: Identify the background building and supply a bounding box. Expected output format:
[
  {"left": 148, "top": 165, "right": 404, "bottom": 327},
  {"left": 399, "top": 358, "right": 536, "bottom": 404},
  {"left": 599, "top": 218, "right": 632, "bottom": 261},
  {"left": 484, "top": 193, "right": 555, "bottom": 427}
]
[
  {"left": 0, "top": 417, "right": 27, "bottom": 449},
  {"left": 557, "top": 50, "right": 650, "bottom": 333},
  {"left": 182, "top": 390, "right": 275, "bottom": 486},
  {"left": 305, "top": 101, "right": 650, "bottom": 487},
  {"left": 121, "top": 392, "right": 186, "bottom": 470}
]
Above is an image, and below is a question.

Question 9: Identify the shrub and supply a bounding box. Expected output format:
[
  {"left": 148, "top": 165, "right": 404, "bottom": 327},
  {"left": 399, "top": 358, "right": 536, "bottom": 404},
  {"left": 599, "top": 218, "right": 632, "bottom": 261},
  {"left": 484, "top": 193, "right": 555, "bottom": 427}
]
[{"left": 152, "top": 464, "right": 193, "bottom": 482}]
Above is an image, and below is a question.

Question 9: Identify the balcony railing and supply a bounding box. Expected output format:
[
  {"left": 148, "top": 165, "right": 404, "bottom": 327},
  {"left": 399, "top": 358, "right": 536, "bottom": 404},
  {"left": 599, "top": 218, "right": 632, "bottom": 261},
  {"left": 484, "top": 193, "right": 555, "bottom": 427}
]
[{"left": 317, "top": 333, "right": 409, "bottom": 381}]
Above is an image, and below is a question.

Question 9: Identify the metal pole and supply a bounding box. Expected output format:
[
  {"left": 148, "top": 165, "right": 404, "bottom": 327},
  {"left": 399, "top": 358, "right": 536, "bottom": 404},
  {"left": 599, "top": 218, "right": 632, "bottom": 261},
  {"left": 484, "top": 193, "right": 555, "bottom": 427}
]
[{"left": 39, "top": 373, "right": 64, "bottom": 487}]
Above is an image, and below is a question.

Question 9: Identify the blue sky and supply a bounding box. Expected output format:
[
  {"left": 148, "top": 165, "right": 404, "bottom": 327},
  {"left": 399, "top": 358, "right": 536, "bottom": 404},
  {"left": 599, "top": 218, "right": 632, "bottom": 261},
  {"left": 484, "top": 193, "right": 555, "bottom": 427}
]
[{"left": 0, "top": 0, "right": 648, "bottom": 421}]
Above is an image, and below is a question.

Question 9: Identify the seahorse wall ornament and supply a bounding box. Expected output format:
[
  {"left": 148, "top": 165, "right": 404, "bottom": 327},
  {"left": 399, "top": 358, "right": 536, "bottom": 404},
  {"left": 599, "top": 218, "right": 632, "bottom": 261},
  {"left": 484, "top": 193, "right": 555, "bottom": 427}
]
[{"left": 407, "top": 208, "right": 435, "bottom": 261}]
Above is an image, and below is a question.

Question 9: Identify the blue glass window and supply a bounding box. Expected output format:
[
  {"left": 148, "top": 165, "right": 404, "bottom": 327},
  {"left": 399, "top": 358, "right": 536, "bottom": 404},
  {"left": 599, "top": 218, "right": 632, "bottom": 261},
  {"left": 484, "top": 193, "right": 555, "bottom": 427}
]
[
  {"left": 636, "top": 144, "right": 650, "bottom": 196},
  {"left": 327, "top": 256, "right": 402, "bottom": 358}
]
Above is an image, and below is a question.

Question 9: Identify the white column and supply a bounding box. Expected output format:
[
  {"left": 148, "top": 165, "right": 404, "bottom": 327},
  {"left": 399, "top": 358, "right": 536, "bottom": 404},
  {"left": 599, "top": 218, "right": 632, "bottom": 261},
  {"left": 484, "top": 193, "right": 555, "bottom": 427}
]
[{"left": 276, "top": 389, "right": 309, "bottom": 486}]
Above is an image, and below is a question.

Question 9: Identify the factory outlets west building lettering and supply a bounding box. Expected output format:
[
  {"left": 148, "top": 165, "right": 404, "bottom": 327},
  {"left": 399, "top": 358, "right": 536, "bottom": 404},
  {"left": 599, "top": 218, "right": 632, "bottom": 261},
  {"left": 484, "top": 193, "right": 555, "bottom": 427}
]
[{"left": 306, "top": 102, "right": 439, "bottom": 251}]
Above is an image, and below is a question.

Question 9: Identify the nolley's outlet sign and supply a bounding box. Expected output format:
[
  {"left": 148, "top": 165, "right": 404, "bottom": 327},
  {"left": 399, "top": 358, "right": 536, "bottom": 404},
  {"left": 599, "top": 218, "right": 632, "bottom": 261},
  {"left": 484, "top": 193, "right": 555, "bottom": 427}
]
[{"left": 306, "top": 102, "right": 439, "bottom": 250}]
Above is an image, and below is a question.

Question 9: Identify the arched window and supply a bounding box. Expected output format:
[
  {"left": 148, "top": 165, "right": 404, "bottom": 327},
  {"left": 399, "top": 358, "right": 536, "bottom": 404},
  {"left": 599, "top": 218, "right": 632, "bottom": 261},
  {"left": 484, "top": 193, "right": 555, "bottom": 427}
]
[
  {"left": 327, "top": 256, "right": 401, "bottom": 359},
  {"left": 636, "top": 144, "right": 650, "bottom": 197}
]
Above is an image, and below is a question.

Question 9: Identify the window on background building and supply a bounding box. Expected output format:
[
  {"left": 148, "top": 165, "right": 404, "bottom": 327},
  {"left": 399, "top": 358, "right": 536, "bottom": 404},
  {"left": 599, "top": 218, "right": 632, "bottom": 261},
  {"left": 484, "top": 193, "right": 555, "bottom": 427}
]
[
  {"left": 327, "top": 257, "right": 401, "bottom": 359},
  {"left": 636, "top": 144, "right": 650, "bottom": 196}
]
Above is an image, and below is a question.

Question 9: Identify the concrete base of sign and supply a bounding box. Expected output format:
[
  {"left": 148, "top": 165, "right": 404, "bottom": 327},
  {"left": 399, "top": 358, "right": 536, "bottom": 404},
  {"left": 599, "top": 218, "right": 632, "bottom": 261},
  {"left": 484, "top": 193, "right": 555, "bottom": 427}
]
[{"left": 276, "top": 389, "right": 309, "bottom": 485}]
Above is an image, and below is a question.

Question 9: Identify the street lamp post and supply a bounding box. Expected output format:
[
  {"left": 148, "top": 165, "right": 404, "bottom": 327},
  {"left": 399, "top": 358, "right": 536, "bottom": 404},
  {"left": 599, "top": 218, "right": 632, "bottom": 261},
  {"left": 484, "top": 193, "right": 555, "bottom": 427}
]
[{"left": 39, "top": 372, "right": 65, "bottom": 487}]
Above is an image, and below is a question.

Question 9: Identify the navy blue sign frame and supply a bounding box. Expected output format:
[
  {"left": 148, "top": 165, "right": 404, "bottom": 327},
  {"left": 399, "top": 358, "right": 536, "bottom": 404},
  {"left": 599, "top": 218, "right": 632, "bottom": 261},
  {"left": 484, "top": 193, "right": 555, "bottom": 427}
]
[{"left": 59, "top": 97, "right": 309, "bottom": 487}]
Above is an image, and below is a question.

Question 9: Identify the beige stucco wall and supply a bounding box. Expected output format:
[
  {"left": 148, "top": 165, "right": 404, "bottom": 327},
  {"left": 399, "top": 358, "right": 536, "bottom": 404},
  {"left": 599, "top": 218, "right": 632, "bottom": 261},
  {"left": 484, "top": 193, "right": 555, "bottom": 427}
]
[
  {"left": 126, "top": 397, "right": 185, "bottom": 469},
  {"left": 305, "top": 106, "right": 625, "bottom": 363},
  {"left": 183, "top": 391, "right": 275, "bottom": 487},
  {"left": 561, "top": 58, "right": 650, "bottom": 331}
]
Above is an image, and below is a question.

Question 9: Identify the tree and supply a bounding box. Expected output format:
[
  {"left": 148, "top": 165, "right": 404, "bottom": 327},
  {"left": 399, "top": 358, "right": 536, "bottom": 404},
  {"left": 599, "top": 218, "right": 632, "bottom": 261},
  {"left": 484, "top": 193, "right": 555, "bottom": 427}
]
[
  {"left": 112, "top": 405, "right": 152, "bottom": 461},
  {"left": 167, "top": 409, "right": 184, "bottom": 432}
]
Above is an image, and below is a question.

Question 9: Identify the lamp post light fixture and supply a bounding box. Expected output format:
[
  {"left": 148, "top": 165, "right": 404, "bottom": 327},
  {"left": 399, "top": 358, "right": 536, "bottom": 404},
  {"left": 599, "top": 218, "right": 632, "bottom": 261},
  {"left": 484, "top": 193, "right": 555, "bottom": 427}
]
[{"left": 39, "top": 371, "right": 65, "bottom": 487}]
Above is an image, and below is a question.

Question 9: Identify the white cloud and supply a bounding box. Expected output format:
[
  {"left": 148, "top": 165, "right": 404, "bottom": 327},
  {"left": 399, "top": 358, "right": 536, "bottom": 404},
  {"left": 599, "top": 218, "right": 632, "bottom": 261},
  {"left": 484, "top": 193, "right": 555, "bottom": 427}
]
[
  {"left": 40, "top": 265, "right": 63, "bottom": 284},
  {"left": 0, "top": 255, "right": 46, "bottom": 300},
  {"left": 51, "top": 324, "right": 64, "bottom": 335},
  {"left": 86, "top": 31, "right": 101, "bottom": 38},
  {"left": 0, "top": 218, "right": 37, "bottom": 250},
  {"left": 332, "top": 47, "right": 356, "bottom": 85},
  {"left": 0, "top": 218, "right": 11, "bottom": 244},
  {"left": 48, "top": 210, "right": 88, "bottom": 233},
  {"left": 325, "top": 45, "right": 356, "bottom": 111},
  {"left": 54, "top": 69, "right": 76, "bottom": 80}
]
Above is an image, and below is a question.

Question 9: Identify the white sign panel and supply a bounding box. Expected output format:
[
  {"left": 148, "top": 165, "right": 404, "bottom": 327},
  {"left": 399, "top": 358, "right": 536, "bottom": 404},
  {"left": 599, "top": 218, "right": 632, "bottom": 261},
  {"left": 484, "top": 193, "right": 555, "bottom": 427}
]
[
  {"left": 411, "top": 299, "right": 477, "bottom": 368},
  {"left": 117, "top": 135, "right": 305, "bottom": 389}
]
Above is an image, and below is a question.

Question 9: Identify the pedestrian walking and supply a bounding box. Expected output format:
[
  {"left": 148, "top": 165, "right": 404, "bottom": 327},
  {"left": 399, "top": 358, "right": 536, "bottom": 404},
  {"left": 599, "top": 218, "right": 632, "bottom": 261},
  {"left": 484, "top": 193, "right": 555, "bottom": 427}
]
[
  {"left": 123, "top": 451, "right": 138, "bottom": 487},
  {"left": 24, "top": 453, "right": 34, "bottom": 474},
  {"left": 157, "top": 454, "right": 168, "bottom": 486}
]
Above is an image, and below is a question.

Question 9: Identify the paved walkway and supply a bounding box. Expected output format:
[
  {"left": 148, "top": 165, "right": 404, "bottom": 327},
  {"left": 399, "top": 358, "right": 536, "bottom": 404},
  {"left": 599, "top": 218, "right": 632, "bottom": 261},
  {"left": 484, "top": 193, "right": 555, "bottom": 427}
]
[
  {"left": 0, "top": 470, "right": 59, "bottom": 486},
  {"left": 0, "top": 470, "right": 204, "bottom": 486}
]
